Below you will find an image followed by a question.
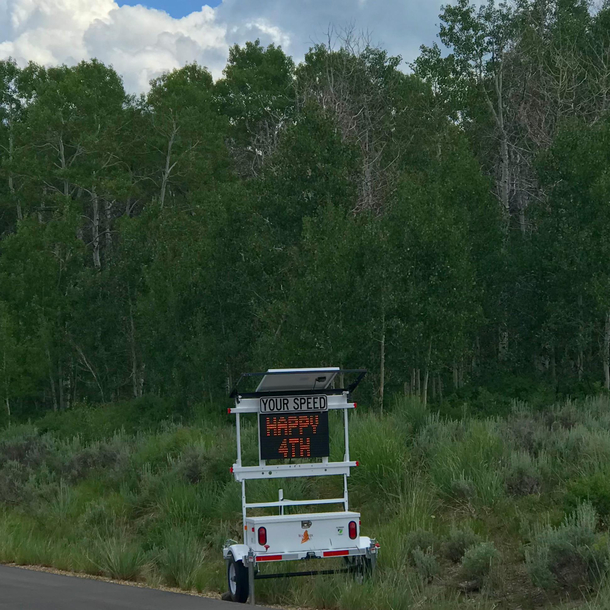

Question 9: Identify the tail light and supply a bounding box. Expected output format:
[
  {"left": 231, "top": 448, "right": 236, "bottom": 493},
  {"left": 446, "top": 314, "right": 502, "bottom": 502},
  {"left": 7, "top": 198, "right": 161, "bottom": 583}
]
[
  {"left": 348, "top": 521, "right": 357, "bottom": 540},
  {"left": 258, "top": 527, "right": 267, "bottom": 546}
]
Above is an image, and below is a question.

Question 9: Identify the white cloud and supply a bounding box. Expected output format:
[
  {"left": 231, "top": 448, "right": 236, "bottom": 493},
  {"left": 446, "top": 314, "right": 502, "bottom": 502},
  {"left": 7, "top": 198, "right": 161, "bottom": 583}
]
[{"left": 0, "top": 0, "right": 468, "bottom": 93}]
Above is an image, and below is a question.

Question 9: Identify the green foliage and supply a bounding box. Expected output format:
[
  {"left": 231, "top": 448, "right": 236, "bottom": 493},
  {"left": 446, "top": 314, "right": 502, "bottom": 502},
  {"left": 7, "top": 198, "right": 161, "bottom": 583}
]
[
  {"left": 154, "top": 527, "right": 207, "bottom": 590},
  {"left": 442, "top": 526, "right": 482, "bottom": 563},
  {"left": 37, "top": 396, "right": 176, "bottom": 441},
  {"left": 526, "top": 503, "right": 609, "bottom": 591},
  {"left": 411, "top": 547, "right": 441, "bottom": 583},
  {"left": 0, "top": 397, "right": 610, "bottom": 607},
  {"left": 566, "top": 472, "right": 610, "bottom": 524},
  {"left": 92, "top": 536, "right": 148, "bottom": 581},
  {"left": 504, "top": 450, "right": 543, "bottom": 497},
  {"left": 2, "top": 15, "right": 610, "bottom": 416},
  {"left": 459, "top": 542, "right": 499, "bottom": 586},
  {"left": 405, "top": 529, "right": 438, "bottom": 563}
]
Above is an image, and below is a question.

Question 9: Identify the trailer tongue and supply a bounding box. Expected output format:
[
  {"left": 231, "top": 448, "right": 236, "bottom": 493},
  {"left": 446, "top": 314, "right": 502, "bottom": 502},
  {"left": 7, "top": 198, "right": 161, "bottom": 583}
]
[{"left": 223, "top": 368, "right": 379, "bottom": 604}]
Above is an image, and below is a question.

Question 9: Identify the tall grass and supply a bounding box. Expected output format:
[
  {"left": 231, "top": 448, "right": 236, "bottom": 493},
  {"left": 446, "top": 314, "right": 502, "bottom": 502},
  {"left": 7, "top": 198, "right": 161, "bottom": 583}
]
[{"left": 3, "top": 396, "right": 610, "bottom": 608}]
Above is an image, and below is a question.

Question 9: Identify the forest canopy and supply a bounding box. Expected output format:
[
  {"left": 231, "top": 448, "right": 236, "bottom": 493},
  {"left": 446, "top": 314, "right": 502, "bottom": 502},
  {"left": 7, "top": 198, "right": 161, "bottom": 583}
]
[{"left": 1, "top": 0, "right": 610, "bottom": 421}]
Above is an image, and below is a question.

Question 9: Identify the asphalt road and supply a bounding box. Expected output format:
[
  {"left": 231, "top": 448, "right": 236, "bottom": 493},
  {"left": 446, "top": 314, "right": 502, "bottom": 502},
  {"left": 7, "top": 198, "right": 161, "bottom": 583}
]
[{"left": 0, "top": 565, "right": 273, "bottom": 610}]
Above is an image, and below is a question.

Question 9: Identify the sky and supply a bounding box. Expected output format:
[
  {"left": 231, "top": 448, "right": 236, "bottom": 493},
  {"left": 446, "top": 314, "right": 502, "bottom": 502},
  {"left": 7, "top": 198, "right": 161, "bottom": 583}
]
[
  {"left": 120, "top": 0, "right": 223, "bottom": 18},
  {"left": 0, "top": 0, "right": 462, "bottom": 93}
]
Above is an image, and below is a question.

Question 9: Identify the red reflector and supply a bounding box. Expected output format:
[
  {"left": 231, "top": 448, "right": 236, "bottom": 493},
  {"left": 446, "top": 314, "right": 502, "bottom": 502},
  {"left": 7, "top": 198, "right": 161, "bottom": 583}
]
[
  {"left": 355, "top": 461, "right": 359, "bottom": 467},
  {"left": 256, "top": 555, "right": 282, "bottom": 562},
  {"left": 230, "top": 467, "right": 233, "bottom": 473},
  {"left": 349, "top": 521, "right": 357, "bottom": 540},
  {"left": 354, "top": 402, "right": 357, "bottom": 409},
  {"left": 258, "top": 527, "right": 267, "bottom": 546},
  {"left": 323, "top": 550, "right": 349, "bottom": 557},
  {"left": 227, "top": 408, "right": 231, "bottom": 414}
]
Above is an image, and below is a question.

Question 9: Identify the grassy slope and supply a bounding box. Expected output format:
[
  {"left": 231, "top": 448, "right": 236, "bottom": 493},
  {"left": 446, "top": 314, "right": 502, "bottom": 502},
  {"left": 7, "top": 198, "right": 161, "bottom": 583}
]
[{"left": 2, "top": 397, "right": 610, "bottom": 609}]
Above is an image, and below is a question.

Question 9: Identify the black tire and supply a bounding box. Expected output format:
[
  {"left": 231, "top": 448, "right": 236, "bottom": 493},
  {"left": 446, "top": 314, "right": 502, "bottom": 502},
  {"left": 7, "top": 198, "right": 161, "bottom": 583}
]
[
  {"left": 227, "top": 554, "right": 250, "bottom": 603},
  {"left": 360, "top": 556, "right": 373, "bottom": 578},
  {"left": 344, "top": 556, "right": 373, "bottom": 582}
]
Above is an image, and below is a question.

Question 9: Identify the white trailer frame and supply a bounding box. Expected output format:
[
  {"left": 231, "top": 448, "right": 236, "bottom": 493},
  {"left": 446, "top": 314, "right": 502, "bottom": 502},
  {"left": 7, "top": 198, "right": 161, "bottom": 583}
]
[{"left": 223, "top": 368, "right": 379, "bottom": 605}]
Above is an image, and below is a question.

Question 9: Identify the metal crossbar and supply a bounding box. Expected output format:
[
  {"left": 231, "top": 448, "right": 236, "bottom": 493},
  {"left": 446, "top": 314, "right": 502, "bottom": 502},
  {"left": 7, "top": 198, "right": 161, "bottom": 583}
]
[
  {"left": 233, "top": 461, "right": 357, "bottom": 482},
  {"left": 245, "top": 498, "right": 345, "bottom": 509},
  {"left": 254, "top": 568, "right": 353, "bottom": 580}
]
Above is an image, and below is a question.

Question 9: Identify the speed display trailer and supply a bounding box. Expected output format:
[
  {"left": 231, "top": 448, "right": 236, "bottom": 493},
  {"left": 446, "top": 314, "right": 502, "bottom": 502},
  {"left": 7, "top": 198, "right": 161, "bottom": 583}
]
[{"left": 223, "top": 368, "right": 379, "bottom": 604}]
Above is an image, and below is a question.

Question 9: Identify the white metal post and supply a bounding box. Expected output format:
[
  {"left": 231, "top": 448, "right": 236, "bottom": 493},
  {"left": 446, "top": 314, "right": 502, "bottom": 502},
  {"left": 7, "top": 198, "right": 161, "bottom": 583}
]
[
  {"left": 247, "top": 552, "right": 255, "bottom": 606},
  {"left": 343, "top": 406, "right": 350, "bottom": 462},
  {"left": 343, "top": 402, "right": 350, "bottom": 510},
  {"left": 236, "top": 412, "right": 242, "bottom": 466},
  {"left": 257, "top": 410, "right": 264, "bottom": 466},
  {"left": 242, "top": 480, "right": 247, "bottom": 531},
  {"left": 236, "top": 408, "right": 247, "bottom": 532}
]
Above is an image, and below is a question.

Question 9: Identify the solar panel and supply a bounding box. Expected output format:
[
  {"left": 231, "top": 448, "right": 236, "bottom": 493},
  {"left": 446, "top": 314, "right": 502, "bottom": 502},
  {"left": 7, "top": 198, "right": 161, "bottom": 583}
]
[{"left": 255, "top": 368, "right": 340, "bottom": 393}]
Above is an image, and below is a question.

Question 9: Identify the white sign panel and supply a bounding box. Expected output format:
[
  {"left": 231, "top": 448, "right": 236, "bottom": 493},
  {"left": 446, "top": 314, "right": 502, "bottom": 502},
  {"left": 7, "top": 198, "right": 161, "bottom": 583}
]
[{"left": 259, "top": 395, "right": 328, "bottom": 414}]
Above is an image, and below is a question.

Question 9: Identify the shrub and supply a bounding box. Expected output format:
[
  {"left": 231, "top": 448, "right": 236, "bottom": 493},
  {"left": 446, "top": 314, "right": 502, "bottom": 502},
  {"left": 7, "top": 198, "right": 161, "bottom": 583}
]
[
  {"left": 91, "top": 536, "right": 148, "bottom": 581},
  {"left": 65, "top": 440, "right": 127, "bottom": 483},
  {"left": 411, "top": 547, "right": 440, "bottom": 583},
  {"left": 155, "top": 528, "right": 206, "bottom": 590},
  {"left": 0, "top": 433, "right": 50, "bottom": 469},
  {"left": 449, "top": 475, "right": 476, "bottom": 502},
  {"left": 504, "top": 451, "right": 542, "bottom": 497},
  {"left": 442, "top": 526, "right": 481, "bottom": 563},
  {"left": 405, "top": 529, "right": 437, "bottom": 565},
  {"left": 506, "top": 413, "right": 544, "bottom": 455},
  {"left": 170, "top": 442, "right": 232, "bottom": 486},
  {"left": 0, "top": 460, "right": 32, "bottom": 506},
  {"left": 426, "top": 419, "right": 506, "bottom": 507},
  {"left": 349, "top": 413, "right": 409, "bottom": 499},
  {"left": 566, "top": 471, "right": 610, "bottom": 523},
  {"left": 525, "top": 503, "right": 608, "bottom": 591},
  {"left": 459, "top": 542, "right": 499, "bottom": 586},
  {"left": 37, "top": 396, "right": 177, "bottom": 442}
]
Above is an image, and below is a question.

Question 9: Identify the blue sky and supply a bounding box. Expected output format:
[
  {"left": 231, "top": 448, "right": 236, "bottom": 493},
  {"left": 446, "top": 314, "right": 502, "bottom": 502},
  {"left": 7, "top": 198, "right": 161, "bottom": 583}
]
[{"left": 119, "top": 0, "right": 222, "bottom": 18}]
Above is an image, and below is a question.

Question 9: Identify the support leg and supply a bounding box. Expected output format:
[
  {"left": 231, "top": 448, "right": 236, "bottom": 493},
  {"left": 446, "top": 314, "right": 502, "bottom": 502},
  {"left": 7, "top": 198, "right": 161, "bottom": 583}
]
[{"left": 248, "top": 557, "right": 255, "bottom": 606}]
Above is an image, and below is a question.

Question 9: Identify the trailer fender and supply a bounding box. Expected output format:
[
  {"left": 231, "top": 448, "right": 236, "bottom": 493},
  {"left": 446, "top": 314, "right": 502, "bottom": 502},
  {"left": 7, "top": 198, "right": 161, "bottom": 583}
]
[{"left": 223, "top": 544, "right": 250, "bottom": 563}]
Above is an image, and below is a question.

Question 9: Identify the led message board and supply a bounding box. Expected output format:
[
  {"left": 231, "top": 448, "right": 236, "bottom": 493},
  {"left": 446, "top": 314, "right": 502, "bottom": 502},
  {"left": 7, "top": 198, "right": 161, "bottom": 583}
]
[{"left": 259, "top": 406, "right": 330, "bottom": 460}]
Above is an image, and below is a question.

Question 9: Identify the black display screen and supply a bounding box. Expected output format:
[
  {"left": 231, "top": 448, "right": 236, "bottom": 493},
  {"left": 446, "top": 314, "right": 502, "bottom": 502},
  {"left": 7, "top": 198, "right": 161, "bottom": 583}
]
[{"left": 259, "top": 412, "right": 330, "bottom": 460}]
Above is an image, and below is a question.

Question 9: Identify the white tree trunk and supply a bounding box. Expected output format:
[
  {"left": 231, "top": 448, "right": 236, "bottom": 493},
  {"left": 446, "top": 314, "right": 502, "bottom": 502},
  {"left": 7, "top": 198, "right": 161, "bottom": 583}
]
[
  {"left": 603, "top": 311, "right": 610, "bottom": 390},
  {"left": 8, "top": 130, "right": 22, "bottom": 221},
  {"left": 59, "top": 136, "right": 69, "bottom": 198},
  {"left": 499, "top": 325, "right": 509, "bottom": 361},
  {"left": 379, "top": 310, "right": 385, "bottom": 412},
  {"left": 92, "top": 188, "right": 101, "bottom": 269},
  {"left": 422, "top": 341, "right": 432, "bottom": 407},
  {"left": 129, "top": 298, "right": 142, "bottom": 399},
  {"left": 160, "top": 122, "right": 178, "bottom": 208},
  {"left": 3, "top": 347, "right": 10, "bottom": 424},
  {"left": 105, "top": 200, "right": 113, "bottom": 256}
]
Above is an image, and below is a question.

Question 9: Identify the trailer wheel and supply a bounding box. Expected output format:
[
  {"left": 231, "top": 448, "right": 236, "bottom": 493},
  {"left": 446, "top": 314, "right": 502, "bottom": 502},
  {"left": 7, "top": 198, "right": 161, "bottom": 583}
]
[
  {"left": 360, "top": 556, "right": 374, "bottom": 577},
  {"left": 227, "top": 554, "right": 249, "bottom": 603},
  {"left": 344, "top": 556, "right": 373, "bottom": 582}
]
